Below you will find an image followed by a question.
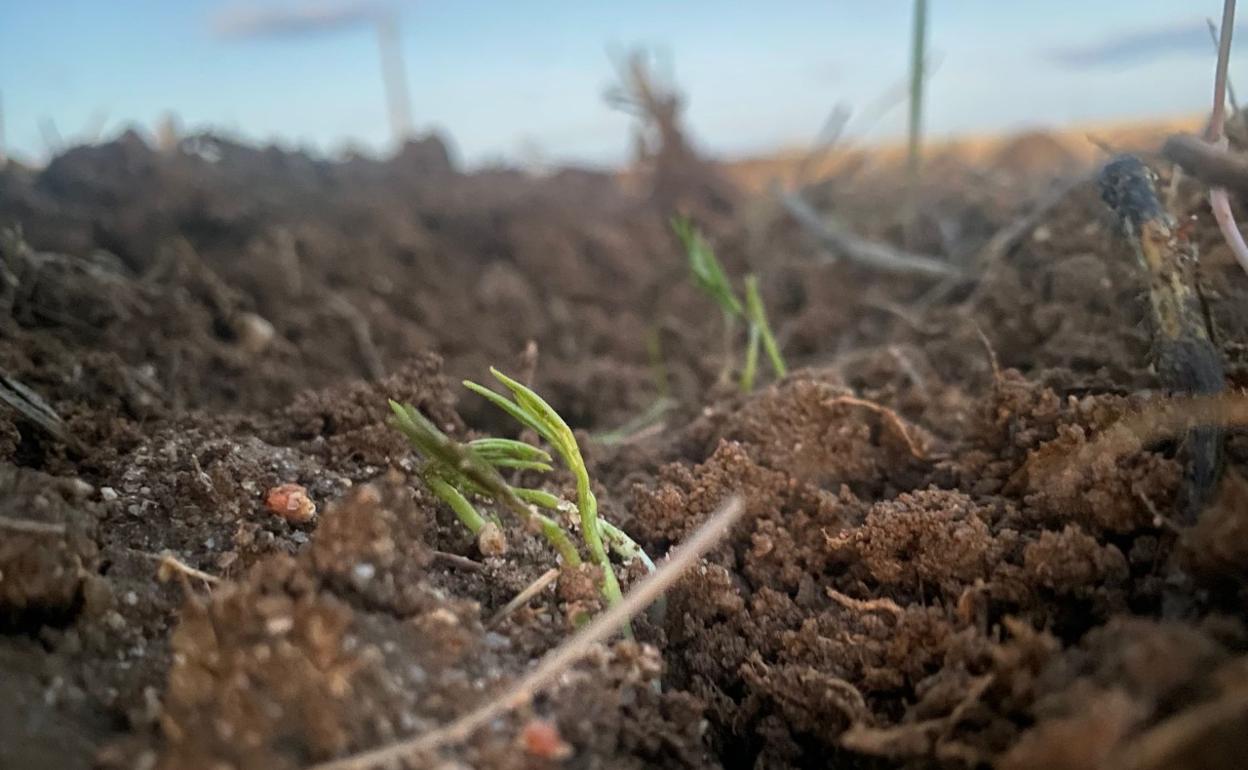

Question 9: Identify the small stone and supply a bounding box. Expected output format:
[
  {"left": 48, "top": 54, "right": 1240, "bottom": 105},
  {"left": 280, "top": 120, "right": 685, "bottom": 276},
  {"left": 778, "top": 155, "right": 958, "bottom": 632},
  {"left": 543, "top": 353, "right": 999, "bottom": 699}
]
[
  {"left": 100, "top": 487, "right": 119, "bottom": 502},
  {"left": 264, "top": 483, "right": 316, "bottom": 523},
  {"left": 352, "top": 562, "right": 376, "bottom": 582},
  {"left": 476, "top": 522, "right": 507, "bottom": 557},
  {"left": 63, "top": 478, "right": 95, "bottom": 501},
  {"left": 235, "top": 312, "right": 276, "bottom": 355},
  {"left": 519, "top": 719, "right": 572, "bottom": 760}
]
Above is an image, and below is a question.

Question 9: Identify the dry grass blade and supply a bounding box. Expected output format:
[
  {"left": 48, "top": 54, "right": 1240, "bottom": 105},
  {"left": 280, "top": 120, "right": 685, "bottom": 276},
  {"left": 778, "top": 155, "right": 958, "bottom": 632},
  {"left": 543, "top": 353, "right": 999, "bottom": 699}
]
[
  {"left": 824, "top": 395, "right": 927, "bottom": 459},
  {"left": 1024, "top": 392, "right": 1248, "bottom": 486},
  {"left": 826, "top": 587, "right": 904, "bottom": 618},
  {"left": 1202, "top": 0, "right": 1248, "bottom": 276},
  {"left": 306, "top": 496, "right": 745, "bottom": 770},
  {"left": 0, "top": 368, "right": 81, "bottom": 451},
  {"left": 779, "top": 190, "right": 958, "bottom": 278},
  {"left": 1161, "top": 134, "right": 1248, "bottom": 196},
  {"left": 150, "top": 551, "right": 221, "bottom": 586},
  {"left": 488, "top": 567, "right": 559, "bottom": 628},
  {"left": 0, "top": 514, "right": 67, "bottom": 536}
]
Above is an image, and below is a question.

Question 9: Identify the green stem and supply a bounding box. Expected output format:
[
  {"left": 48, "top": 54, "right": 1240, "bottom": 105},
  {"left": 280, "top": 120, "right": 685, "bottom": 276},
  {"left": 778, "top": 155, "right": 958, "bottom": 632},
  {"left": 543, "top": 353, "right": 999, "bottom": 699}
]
[
  {"left": 600, "top": 520, "right": 656, "bottom": 573},
  {"left": 718, "top": 311, "right": 737, "bottom": 385},
  {"left": 741, "top": 322, "right": 760, "bottom": 392},
  {"left": 497, "top": 488, "right": 582, "bottom": 567},
  {"left": 645, "top": 325, "right": 670, "bottom": 399},
  {"left": 426, "top": 475, "right": 486, "bottom": 534},
  {"left": 744, "top": 274, "right": 787, "bottom": 379},
  {"left": 576, "top": 477, "right": 624, "bottom": 609}
]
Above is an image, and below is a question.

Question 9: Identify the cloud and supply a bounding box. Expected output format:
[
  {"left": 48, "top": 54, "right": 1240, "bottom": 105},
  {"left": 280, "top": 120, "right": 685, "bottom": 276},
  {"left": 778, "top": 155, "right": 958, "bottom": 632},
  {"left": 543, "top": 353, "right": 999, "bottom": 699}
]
[
  {"left": 212, "top": 1, "right": 385, "bottom": 41},
  {"left": 1046, "top": 21, "right": 1244, "bottom": 68}
]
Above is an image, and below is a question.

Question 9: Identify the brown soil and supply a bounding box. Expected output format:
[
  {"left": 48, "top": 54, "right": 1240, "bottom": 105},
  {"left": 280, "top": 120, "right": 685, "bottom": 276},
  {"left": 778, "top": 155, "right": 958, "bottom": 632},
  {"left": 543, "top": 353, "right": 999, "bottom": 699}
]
[{"left": 2, "top": 123, "right": 1248, "bottom": 770}]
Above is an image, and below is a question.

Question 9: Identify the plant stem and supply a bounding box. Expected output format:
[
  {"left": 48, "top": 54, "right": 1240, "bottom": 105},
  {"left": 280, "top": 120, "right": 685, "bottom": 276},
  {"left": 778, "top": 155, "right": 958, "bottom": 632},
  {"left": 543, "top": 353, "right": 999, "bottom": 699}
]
[
  {"left": 426, "top": 475, "right": 486, "bottom": 534},
  {"left": 1208, "top": 0, "right": 1236, "bottom": 143},
  {"left": 907, "top": 0, "right": 928, "bottom": 187},
  {"left": 600, "top": 520, "right": 656, "bottom": 573},
  {"left": 741, "top": 321, "right": 760, "bottom": 392},
  {"left": 497, "top": 487, "right": 583, "bottom": 567},
  {"left": 718, "top": 310, "right": 737, "bottom": 385},
  {"left": 576, "top": 480, "right": 624, "bottom": 610},
  {"left": 744, "top": 274, "right": 786, "bottom": 379}
]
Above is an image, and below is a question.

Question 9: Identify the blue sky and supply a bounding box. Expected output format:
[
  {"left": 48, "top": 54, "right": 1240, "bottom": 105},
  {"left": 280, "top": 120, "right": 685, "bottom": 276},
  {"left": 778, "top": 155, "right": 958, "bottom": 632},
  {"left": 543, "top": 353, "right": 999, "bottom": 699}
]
[{"left": 0, "top": 1, "right": 1243, "bottom": 167}]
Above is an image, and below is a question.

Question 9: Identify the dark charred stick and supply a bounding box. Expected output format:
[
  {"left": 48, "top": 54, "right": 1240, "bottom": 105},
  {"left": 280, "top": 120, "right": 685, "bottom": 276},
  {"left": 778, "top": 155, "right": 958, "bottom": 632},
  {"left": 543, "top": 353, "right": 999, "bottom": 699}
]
[
  {"left": 1161, "top": 133, "right": 1248, "bottom": 198},
  {"left": 1099, "top": 155, "right": 1226, "bottom": 524}
]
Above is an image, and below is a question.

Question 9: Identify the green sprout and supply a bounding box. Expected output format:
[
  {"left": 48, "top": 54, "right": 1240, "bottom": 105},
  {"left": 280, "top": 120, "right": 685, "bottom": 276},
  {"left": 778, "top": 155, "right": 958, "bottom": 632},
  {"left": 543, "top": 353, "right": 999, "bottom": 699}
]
[
  {"left": 390, "top": 371, "right": 655, "bottom": 627},
  {"left": 672, "top": 216, "right": 787, "bottom": 392},
  {"left": 465, "top": 368, "right": 644, "bottom": 611},
  {"left": 672, "top": 215, "right": 742, "bottom": 317},
  {"left": 388, "top": 401, "right": 581, "bottom": 565}
]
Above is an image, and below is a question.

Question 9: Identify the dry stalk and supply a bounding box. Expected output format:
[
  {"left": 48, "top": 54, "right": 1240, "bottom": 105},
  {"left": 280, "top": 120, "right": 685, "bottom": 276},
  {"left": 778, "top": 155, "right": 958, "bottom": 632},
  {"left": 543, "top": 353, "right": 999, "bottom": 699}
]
[
  {"left": 306, "top": 496, "right": 745, "bottom": 770},
  {"left": 1203, "top": 1, "right": 1248, "bottom": 275},
  {"left": 0, "top": 515, "right": 67, "bottom": 536},
  {"left": 488, "top": 567, "right": 559, "bottom": 628},
  {"left": 826, "top": 587, "right": 904, "bottom": 618},
  {"left": 152, "top": 551, "right": 221, "bottom": 587},
  {"left": 1027, "top": 391, "right": 1248, "bottom": 484},
  {"left": 824, "top": 395, "right": 927, "bottom": 459},
  {"left": 779, "top": 190, "right": 958, "bottom": 278},
  {"left": 428, "top": 550, "right": 486, "bottom": 572}
]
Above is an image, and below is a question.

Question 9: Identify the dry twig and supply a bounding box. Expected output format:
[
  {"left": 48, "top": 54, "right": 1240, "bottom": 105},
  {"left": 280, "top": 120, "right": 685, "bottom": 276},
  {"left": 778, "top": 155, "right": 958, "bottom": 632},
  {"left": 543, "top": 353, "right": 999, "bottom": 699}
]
[
  {"left": 0, "top": 515, "right": 67, "bottom": 536},
  {"left": 488, "top": 567, "right": 559, "bottom": 628},
  {"left": 779, "top": 191, "right": 958, "bottom": 278},
  {"left": 826, "top": 587, "right": 904, "bottom": 618}
]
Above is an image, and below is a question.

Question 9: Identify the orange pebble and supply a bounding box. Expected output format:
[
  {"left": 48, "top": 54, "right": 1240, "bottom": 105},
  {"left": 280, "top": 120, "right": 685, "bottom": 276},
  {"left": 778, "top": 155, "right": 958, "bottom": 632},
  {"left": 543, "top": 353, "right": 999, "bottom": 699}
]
[
  {"left": 520, "top": 719, "right": 572, "bottom": 761},
  {"left": 264, "top": 483, "right": 316, "bottom": 523}
]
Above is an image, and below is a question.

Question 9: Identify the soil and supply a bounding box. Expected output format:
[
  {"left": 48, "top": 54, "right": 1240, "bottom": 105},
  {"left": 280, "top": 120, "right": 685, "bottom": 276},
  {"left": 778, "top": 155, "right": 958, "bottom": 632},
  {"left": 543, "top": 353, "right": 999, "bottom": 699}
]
[{"left": 2, "top": 122, "right": 1248, "bottom": 770}]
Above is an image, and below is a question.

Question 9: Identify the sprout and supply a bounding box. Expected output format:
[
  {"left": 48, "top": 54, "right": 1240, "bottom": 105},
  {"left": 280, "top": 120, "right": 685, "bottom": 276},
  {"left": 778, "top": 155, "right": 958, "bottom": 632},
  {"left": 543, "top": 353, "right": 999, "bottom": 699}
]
[
  {"left": 672, "top": 218, "right": 787, "bottom": 391},
  {"left": 390, "top": 372, "right": 655, "bottom": 631}
]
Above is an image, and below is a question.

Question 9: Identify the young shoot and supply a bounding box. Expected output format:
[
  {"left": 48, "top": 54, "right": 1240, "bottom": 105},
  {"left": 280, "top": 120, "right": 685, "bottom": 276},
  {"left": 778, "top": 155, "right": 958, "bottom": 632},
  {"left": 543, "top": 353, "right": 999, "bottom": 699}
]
[
  {"left": 390, "top": 372, "right": 656, "bottom": 631},
  {"left": 388, "top": 401, "right": 581, "bottom": 566},
  {"left": 672, "top": 217, "right": 787, "bottom": 392},
  {"left": 743, "top": 273, "right": 783, "bottom": 386},
  {"left": 464, "top": 368, "right": 637, "bottom": 611}
]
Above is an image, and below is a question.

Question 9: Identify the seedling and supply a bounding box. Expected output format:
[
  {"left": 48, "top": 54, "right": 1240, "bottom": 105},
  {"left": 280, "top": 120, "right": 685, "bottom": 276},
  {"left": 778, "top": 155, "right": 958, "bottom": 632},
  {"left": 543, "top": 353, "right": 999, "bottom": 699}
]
[
  {"left": 672, "top": 215, "right": 786, "bottom": 391},
  {"left": 388, "top": 401, "right": 581, "bottom": 566},
  {"left": 390, "top": 370, "right": 654, "bottom": 619},
  {"left": 465, "top": 368, "right": 658, "bottom": 610},
  {"left": 740, "top": 275, "right": 787, "bottom": 392}
]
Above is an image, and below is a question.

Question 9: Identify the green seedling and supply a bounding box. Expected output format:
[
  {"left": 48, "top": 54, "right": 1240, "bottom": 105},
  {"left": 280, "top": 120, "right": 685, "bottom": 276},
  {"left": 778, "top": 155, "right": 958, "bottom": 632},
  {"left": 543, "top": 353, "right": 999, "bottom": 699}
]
[
  {"left": 672, "top": 215, "right": 742, "bottom": 317},
  {"left": 672, "top": 217, "right": 787, "bottom": 392},
  {"left": 388, "top": 400, "right": 581, "bottom": 566},
  {"left": 391, "top": 371, "right": 655, "bottom": 631},
  {"left": 740, "top": 275, "right": 787, "bottom": 392},
  {"left": 465, "top": 368, "right": 644, "bottom": 611}
]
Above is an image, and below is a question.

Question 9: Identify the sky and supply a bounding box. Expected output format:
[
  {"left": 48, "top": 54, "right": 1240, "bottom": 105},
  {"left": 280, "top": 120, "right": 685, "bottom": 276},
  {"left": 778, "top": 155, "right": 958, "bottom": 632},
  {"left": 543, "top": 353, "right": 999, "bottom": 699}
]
[{"left": 0, "top": 1, "right": 1244, "bottom": 168}]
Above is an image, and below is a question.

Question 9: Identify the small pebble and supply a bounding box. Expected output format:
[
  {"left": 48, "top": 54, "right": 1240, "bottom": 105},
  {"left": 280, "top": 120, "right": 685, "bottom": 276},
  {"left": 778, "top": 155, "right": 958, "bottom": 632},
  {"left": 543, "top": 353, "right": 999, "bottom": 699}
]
[
  {"left": 64, "top": 478, "right": 95, "bottom": 501},
  {"left": 235, "top": 312, "right": 276, "bottom": 355},
  {"left": 264, "top": 483, "right": 316, "bottom": 523},
  {"left": 520, "top": 719, "right": 572, "bottom": 760},
  {"left": 100, "top": 487, "right": 119, "bottom": 502}
]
